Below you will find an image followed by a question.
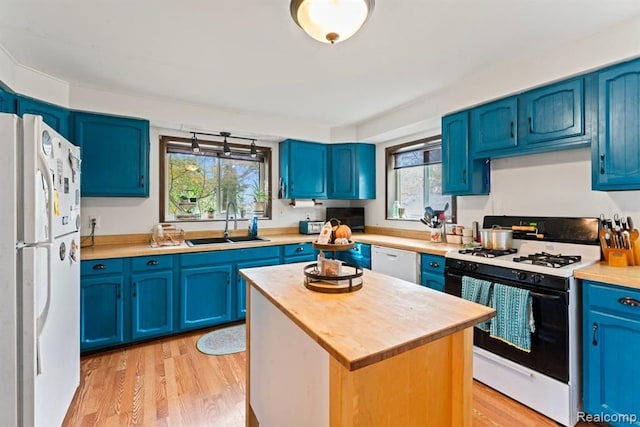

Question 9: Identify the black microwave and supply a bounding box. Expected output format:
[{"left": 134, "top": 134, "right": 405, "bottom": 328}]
[{"left": 326, "top": 207, "right": 365, "bottom": 231}]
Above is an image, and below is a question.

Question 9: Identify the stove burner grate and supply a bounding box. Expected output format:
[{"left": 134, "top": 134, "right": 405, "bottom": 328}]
[
  {"left": 458, "top": 247, "right": 518, "bottom": 258},
  {"left": 513, "top": 252, "right": 582, "bottom": 268}
]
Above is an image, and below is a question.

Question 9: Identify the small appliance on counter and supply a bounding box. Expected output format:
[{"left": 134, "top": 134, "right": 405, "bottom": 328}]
[
  {"left": 325, "top": 207, "right": 365, "bottom": 232},
  {"left": 299, "top": 220, "right": 324, "bottom": 234}
]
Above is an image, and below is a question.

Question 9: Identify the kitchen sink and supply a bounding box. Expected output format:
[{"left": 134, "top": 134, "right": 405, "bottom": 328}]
[
  {"left": 227, "top": 236, "right": 270, "bottom": 243},
  {"left": 185, "top": 236, "right": 269, "bottom": 246}
]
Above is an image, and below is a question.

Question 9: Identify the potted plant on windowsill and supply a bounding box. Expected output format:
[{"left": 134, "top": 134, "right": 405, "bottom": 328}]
[{"left": 253, "top": 187, "right": 268, "bottom": 215}]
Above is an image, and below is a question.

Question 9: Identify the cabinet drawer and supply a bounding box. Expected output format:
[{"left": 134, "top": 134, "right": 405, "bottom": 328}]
[
  {"left": 421, "top": 254, "right": 445, "bottom": 275},
  {"left": 131, "top": 255, "right": 173, "bottom": 272},
  {"left": 283, "top": 243, "right": 315, "bottom": 258},
  {"left": 421, "top": 272, "right": 445, "bottom": 292},
  {"left": 345, "top": 242, "right": 371, "bottom": 258},
  {"left": 81, "top": 258, "right": 124, "bottom": 276},
  {"left": 585, "top": 281, "right": 640, "bottom": 317}
]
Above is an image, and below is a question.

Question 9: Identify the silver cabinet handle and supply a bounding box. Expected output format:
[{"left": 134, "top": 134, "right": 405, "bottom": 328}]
[{"left": 618, "top": 297, "right": 640, "bottom": 307}]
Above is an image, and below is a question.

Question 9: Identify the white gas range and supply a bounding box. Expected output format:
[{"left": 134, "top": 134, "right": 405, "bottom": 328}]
[{"left": 444, "top": 216, "right": 601, "bottom": 426}]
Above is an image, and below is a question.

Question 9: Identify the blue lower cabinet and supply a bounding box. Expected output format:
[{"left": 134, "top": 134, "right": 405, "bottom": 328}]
[
  {"left": 420, "top": 254, "right": 445, "bottom": 291},
  {"left": 179, "top": 265, "right": 233, "bottom": 330},
  {"left": 130, "top": 270, "right": 173, "bottom": 340},
  {"left": 336, "top": 243, "right": 371, "bottom": 269},
  {"left": 80, "top": 275, "right": 125, "bottom": 351},
  {"left": 236, "top": 257, "right": 280, "bottom": 319},
  {"left": 583, "top": 281, "right": 640, "bottom": 425}
]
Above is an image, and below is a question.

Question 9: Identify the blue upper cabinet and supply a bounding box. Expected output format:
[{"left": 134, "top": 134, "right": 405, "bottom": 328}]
[
  {"left": 328, "top": 143, "right": 375, "bottom": 199},
  {"left": 470, "top": 97, "right": 518, "bottom": 156},
  {"left": 16, "top": 95, "right": 71, "bottom": 139},
  {"left": 593, "top": 58, "right": 640, "bottom": 191},
  {"left": 442, "top": 111, "right": 490, "bottom": 195},
  {"left": 0, "top": 86, "right": 16, "bottom": 113},
  {"left": 519, "top": 78, "right": 586, "bottom": 147},
  {"left": 72, "top": 111, "right": 150, "bottom": 197},
  {"left": 280, "top": 139, "right": 328, "bottom": 199}
]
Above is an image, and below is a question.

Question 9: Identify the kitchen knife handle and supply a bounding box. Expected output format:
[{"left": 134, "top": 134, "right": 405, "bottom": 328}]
[{"left": 618, "top": 297, "right": 640, "bottom": 307}]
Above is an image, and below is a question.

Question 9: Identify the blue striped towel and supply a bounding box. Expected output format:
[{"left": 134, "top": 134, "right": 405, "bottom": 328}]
[
  {"left": 461, "top": 276, "right": 493, "bottom": 331},
  {"left": 490, "top": 283, "right": 536, "bottom": 352}
]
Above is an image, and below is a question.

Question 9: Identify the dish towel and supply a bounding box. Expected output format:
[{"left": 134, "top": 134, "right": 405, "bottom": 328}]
[
  {"left": 461, "top": 276, "right": 493, "bottom": 331},
  {"left": 490, "top": 283, "right": 536, "bottom": 352}
]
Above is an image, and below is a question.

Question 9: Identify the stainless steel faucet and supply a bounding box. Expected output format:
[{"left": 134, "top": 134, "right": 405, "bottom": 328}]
[{"left": 224, "top": 201, "right": 238, "bottom": 238}]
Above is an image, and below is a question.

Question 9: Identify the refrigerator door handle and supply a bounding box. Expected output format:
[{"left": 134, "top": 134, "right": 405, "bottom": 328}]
[
  {"left": 37, "top": 146, "right": 55, "bottom": 247},
  {"left": 35, "top": 242, "right": 53, "bottom": 375}
]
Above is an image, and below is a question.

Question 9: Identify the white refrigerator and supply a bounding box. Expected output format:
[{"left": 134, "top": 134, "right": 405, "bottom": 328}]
[{"left": 0, "top": 113, "right": 81, "bottom": 427}]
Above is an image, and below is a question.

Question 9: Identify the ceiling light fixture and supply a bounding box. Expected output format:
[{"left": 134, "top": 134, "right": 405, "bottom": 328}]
[
  {"left": 221, "top": 131, "right": 231, "bottom": 156},
  {"left": 191, "top": 133, "right": 200, "bottom": 153},
  {"left": 250, "top": 140, "right": 257, "bottom": 158},
  {"left": 290, "top": 0, "right": 374, "bottom": 44}
]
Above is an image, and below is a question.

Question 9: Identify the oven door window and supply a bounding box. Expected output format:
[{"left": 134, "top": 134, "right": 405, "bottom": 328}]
[{"left": 445, "top": 270, "right": 569, "bottom": 383}]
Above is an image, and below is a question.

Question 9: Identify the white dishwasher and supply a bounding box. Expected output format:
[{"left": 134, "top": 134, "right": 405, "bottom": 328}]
[{"left": 371, "top": 245, "right": 418, "bottom": 283}]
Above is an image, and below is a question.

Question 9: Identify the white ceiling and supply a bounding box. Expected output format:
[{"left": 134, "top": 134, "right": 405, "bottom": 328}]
[{"left": 1, "top": 0, "right": 640, "bottom": 130}]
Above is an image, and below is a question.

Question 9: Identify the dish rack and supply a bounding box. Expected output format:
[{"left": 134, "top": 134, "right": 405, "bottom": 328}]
[
  {"left": 150, "top": 224, "right": 185, "bottom": 247},
  {"left": 600, "top": 228, "right": 640, "bottom": 267}
]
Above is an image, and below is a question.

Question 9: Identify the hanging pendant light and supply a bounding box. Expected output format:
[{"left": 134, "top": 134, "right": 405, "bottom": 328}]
[
  {"left": 191, "top": 133, "right": 200, "bottom": 153},
  {"left": 221, "top": 131, "right": 231, "bottom": 156},
  {"left": 290, "top": 0, "right": 374, "bottom": 44},
  {"left": 250, "top": 140, "right": 257, "bottom": 158}
]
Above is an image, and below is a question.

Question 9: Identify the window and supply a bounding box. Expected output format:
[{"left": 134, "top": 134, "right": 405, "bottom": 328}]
[
  {"left": 386, "top": 136, "right": 455, "bottom": 222},
  {"left": 160, "top": 136, "right": 272, "bottom": 222}
]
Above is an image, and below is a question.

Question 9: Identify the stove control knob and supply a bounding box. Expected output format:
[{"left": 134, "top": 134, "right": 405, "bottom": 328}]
[
  {"left": 531, "top": 274, "right": 542, "bottom": 284},
  {"left": 468, "top": 263, "right": 478, "bottom": 272},
  {"left": 516, "top": 271, "right": 528, "bottom": 281},
  {"left": 456, "top": 260, "right": 466, "bottom": 270}
]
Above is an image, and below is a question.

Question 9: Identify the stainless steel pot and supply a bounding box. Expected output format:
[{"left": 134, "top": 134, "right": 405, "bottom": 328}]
[{"left": 479, "top": 228, "right": 513, "bottom": 250}]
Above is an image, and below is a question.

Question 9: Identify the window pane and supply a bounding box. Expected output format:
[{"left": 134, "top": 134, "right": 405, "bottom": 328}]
[{"left": 163, "top": 139, "right": 270, "bottom": 222}]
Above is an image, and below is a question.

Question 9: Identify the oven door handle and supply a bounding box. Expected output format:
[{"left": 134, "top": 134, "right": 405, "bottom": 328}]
[{"left": 529, "top": 291, "right": 562, "bottom": 300}]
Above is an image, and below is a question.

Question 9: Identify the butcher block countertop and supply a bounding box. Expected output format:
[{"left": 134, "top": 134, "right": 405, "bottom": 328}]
[
  {"left": 80, "top": 228, "right": 460, "bottom": 260},
  {"left": 240, "top": 262, "right": 495, "bottom": 371},
  {"left": 575, "top": 263, "right": 640, "bottom": 290}
]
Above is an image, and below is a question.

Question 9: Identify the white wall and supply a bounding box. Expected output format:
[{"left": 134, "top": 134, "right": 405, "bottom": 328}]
[{"left": 456, "top": 148, "right": 640, "bottom": 228}]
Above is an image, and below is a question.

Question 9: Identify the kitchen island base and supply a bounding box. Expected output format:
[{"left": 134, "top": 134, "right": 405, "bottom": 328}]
[{"left": 248, "top": 287, "right": 473, "bottom": 427}]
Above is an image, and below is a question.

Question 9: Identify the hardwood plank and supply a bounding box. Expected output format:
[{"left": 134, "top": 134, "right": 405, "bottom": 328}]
[{"left": 63, "top": 328, "right": 601, "bottom": 427}]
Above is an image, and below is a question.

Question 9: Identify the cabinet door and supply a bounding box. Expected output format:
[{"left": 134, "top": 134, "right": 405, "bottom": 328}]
[
  {"left": 470, "top": 97, "right": 518, "bottom": 155},
  {"left": 420, "top": 254, "right": 445, "bottom": 291},
  {"left": 130, "top": 270, "right": 173, "bottom": 340},
  {"left": 80, "top": 276, "right": 124, "bottom": 351},
  {"left": 0, "top": 86, "right": 16, "bottom": 113},
  {"left": 594, "top": 58, "right": 640, "bottom": 190},
  {"left": 17, "top": 96, "right": 71, "bottom": 139},
  {"left": 521, "top": 78, "right": 584, "bottom": 146},
  {"left": 328, "top": 143, "right": 376, "bottom": 200},
  {"left": 236, "top": 258, "right": 280, "bottom": 319},
  {"left": 421, "top": 272, "right": 445, "bottom": 292},
  {"left": 72, "top": 112, "right": 150, "bottom": 196},
  {"left": 329, "top": 144, "right": 357, "bottom": 199},
  {"left": 442, "top": 111, "right": 490, "bottom": 195},
  {"left": 584, "top": 309, "right": 640, "bottom": 422},
  {"left": 280, "top": 140, "right": 327, "bottom": 199},
  {"left": 179, "top": 265, "right": 232, "bottom": 330}
]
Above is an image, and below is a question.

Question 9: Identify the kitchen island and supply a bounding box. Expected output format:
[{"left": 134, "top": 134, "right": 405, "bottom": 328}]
[{"left": 240, "top": 263, "right": 495, "bottom": 427}]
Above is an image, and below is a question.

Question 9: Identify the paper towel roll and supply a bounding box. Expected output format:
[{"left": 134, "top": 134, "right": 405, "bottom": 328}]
[{"left": 291, "top": 200, "right": 315, "bottom": 208}]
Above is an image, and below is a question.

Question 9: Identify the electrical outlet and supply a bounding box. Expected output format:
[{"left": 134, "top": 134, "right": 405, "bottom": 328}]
[{"left": 89, "top": 215, "right": 101, "bottom": 230}]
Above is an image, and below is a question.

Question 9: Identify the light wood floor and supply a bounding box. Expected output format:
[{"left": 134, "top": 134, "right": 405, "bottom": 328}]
[{"left": 63, "top": 325, "right": 604, "bottom": 427}]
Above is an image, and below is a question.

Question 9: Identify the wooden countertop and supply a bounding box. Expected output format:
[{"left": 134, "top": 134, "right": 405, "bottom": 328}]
[
  {"left": 575, "top": 263, "right": 640, "bottom": 290},
  {"left": 241, "top": 262, "right": 495, "bottom": 371},
  {"left": 80, "top": 231, "right": 460, "bottom": 260}
]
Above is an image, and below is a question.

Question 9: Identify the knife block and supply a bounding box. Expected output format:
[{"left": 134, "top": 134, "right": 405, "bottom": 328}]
[{"left": 600, "top": 229, "right": 639, "bottom": 267}]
